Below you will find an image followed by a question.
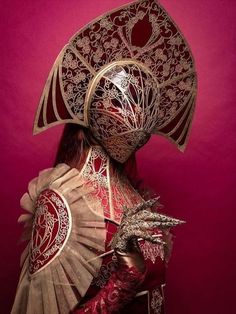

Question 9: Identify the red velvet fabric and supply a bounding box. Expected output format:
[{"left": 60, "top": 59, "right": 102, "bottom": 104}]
[
  {"left": 1, "top": 1, "right": 236, "bottom": 313},
  {"left": 73, "top": 265, "right": 146, "bottom": 314},
  {"left": 73, "top": 220, "right": 165, "bottom": 314}
]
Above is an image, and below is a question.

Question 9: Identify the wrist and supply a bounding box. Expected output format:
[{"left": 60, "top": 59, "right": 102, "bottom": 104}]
[{"left": 115, "top": 249, "right": 146, "bottom": 274}]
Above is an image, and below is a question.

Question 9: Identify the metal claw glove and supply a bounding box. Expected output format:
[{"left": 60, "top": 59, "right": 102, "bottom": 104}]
[
  {"left": 73, "top": 199, "right": 184, "bottom": 314},
  {"left": 110, "top": 198, "right": 185, "bottom": 253}
]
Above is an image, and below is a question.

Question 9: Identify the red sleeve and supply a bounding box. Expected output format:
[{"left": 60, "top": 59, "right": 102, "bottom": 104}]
[{"left": 73, "top": 265, "right": 146, "bottom": 314}]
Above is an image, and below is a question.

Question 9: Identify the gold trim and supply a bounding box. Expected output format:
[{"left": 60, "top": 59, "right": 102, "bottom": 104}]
[
  {"left": 33, "top": 119, "right": 81, "bottom": 135},
  {"left": 77, "top": 146, "right": 93, "bottom": 177},
  {"left": 162, "top": 92, "right": 195, "bottom": 137},
  {"left": 134, "top": 290, "right": 150, "bottom": 314},
  {"left": 30, "top": 189, "right": 73, "bottom": 278},
  {"left": 42, "top": 70, "right": 52, "bottom": 126},
  {"left": 87, "top": 234, "right": 162, "bottom": 262},
  {"left": 52, "top": 66, "right": 61, "bottom": 122},
  {"left": 176, "top": 96, "right": 196, "bottom": 144},
  {"left": 156, "top": 88, "right": 197, "bottom": 151},
  {"left": 107, "top": 157, "right": 115, "bottom": 221},
  {"left": 155, "top": 74, "right": 197, "bottom": 131},
  {"left": 135, "top": 290, "right": 149, "bottom": 297},
  {"left": 58, "top": 46, "right": 83, "bottom": 121},
  {"left": 33, "top": 46, "right": 65, "bottom": 135},
  {"left": 156, "top": 0, "right": 198, "bottom": 149},
  {"left": 177, "top": 99, "right": 197, "bottom": 148}
]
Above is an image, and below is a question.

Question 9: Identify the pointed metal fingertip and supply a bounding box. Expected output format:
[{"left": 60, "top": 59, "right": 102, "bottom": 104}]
[
  {"left": 149, "top": 197, "right": 161, "bottom": 206},
  {"left": 170, "top": 219, "right": 186, "bottom": 227}
]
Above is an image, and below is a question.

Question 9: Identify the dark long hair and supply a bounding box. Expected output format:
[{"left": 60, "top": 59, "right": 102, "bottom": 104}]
[
  {"left": 54, "top": 124, "right": 144, "bottom": 190},
  {"left": 54, "top": 124, "right": 93, "bottom": 168}
]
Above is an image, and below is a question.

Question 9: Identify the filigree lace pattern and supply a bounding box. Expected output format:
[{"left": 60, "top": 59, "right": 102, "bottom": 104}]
[
  {"left": 61, "top": 48, "right": 93, "bottom": 123},
  {"left": 139, "top": 240, "right": 165, "bottom": 264},
  {"left": 29, "top": 189, "right": 71, "bottom": 275},
  {"left": 89, "top": 62, "right": 160, "bottom": 162},
  {"left": 91, "top": 240, "right": 165, "bottom": 288},
  {"left": 35, "top": 0, "right": 197, "bottom": 154},
  {"left": 12, "top": 165, "right": 106, "bottom": 314},
  {"left": 81, "top": 146, "right": 142, "bottom": 222},
  {"left": 91, "top": 256, "right": 119, "bottom": 288},
  {"left": 74, "top": 265, "right": 145, "bottom": 314},
  {"left": 151, "top": 288, "right": 163, "bottom": 314},
  {"left": 80, "top": 147, "right": 167, "bottom": 287}
]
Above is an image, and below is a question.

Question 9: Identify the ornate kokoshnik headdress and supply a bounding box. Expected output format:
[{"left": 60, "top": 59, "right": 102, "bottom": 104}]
[
  {"left": 11, "top": 2, "right": 197, "bottom": 313},
  {"left": 34, "top": 0, "right": 197, "bottom": 161}
]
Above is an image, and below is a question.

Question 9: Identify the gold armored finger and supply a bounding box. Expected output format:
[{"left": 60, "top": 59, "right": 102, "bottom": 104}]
[
  {"left": 122, "top": 197, "right": 161, "bottom": 217},
  {"left": 135, "top": 209, "right": 185, "bottom": 226},
  {"left": 131, "top": 197, "right": 161, "bottom": 213}
]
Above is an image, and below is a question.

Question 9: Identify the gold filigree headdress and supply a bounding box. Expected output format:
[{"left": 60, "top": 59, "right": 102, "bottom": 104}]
[{"left": 34, "top": 0, "right": 197, "bottom": 161}]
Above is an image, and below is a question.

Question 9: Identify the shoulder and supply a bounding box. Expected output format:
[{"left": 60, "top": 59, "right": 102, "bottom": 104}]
[
  {"left": 18, "top": 162, "right": 105, "bottom": 275},
  {"left": 20, "top": 164, "right": 86, "bottom": 214},
  {"left": 18, "top": 163, "right": 89, "bottom": 248},
  {"left": 12, "top": 163, "right": 106, "bottom": 313}
]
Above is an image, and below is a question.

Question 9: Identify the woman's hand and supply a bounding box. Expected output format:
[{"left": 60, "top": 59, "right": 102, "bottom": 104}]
[
  {"left": 73, "top": 198, "right": 184, "bottom": 313},
  {"left": 110, "top": 197, "right": 185, "bottom": 253}
]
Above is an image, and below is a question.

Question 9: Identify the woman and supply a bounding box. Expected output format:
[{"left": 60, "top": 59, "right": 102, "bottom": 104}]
[
  {"left": 11, "top": 0, "right": 197, "bottom": 313},
  {"left": 56, "top": 124, "right": 181, "bottom": 313}
]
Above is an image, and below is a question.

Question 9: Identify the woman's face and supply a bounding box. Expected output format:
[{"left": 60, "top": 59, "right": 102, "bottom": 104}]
[{"left": 88, "top": 63, "right": 159, "bottom": 163}]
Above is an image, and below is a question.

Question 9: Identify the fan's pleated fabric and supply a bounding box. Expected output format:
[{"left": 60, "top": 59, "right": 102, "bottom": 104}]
[{"left": 11, "top": 164, "right": 106, "bottom": 314}]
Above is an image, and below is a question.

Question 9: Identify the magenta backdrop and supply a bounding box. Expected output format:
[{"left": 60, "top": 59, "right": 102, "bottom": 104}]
[{"left": 1, "top": 1, "right": 236, "bottom": 313}]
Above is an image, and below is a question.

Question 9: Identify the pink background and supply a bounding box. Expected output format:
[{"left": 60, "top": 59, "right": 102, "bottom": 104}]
[{"left": 1, "top": 0, "right": 236, "bottom": 313}]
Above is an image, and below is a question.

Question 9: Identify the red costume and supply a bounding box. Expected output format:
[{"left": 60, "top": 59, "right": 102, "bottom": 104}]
[{"left": 11, "top": 1, "right": 197, "bottom": 313}]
